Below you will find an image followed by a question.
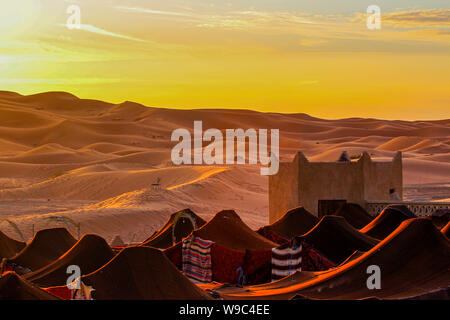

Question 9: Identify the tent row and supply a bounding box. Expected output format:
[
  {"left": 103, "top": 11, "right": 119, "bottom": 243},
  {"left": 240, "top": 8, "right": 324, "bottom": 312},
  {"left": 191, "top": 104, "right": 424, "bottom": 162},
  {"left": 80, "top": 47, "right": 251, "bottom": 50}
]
[{"left": 0, "top": 204, "right": 448, "bottom": 300}]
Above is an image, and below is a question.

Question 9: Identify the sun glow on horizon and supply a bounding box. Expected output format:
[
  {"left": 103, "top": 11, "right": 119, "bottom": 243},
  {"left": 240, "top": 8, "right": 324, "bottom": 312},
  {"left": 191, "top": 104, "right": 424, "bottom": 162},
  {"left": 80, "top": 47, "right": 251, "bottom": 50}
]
[{"left": 1, "top": 0, "right": 449, "bottom": 120}]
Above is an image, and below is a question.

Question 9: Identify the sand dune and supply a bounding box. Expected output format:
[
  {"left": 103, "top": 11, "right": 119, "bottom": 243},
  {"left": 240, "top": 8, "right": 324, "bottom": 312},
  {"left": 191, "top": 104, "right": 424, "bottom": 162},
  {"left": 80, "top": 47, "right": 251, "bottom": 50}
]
[
  {"left": 0, "top": 166, "right": 231, "bottom": 201},
  {"left": 0, "top": 90, "right": 448, "bottom": 242},
  {"left": 403, "top": 158, "right": 450, "bottom": 185},
  {"left": 376, "top": 136, "right": 445, "bottom": 153}
]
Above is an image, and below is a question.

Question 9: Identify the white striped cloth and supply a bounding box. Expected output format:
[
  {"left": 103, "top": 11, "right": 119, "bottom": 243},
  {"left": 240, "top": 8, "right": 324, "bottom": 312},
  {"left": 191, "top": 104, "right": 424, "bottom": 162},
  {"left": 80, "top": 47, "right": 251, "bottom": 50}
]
[{"left": 271, "top": 243, "right": 303, "bottom": 281}]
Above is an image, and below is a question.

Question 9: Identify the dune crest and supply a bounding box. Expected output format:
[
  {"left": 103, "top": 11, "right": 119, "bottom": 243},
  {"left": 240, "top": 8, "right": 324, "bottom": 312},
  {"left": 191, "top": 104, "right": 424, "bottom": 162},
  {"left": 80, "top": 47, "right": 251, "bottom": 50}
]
[{"left": 0, "top": 90, "right": 448, "bottom": 243}]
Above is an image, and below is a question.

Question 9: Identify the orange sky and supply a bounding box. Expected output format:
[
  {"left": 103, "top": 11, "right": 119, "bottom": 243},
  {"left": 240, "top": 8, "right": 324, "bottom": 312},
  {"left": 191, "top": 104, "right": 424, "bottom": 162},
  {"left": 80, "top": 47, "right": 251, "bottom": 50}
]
[{"left": 1, "top": 1, "right": 449, "bottom": 120}]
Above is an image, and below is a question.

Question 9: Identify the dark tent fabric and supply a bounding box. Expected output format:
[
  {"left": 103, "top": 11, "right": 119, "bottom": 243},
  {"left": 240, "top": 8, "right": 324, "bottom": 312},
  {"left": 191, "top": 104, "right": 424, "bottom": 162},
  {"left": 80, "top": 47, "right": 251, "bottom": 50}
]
[
  {"left": 8, "top": 228, "right": 77, "bottom": 272},
  {"left": 257, "top": 207, "right": 319, "bottom": 240},
  {"left": 442, "top": 221, "right": 450, "bottom": 239},
  {"left": 296, "top": 216, "right": 379, "bottom": 265},
  {"left": 0, "top": 272, "right": 59, "bottom": 300},
  {"left": 82, "top": 246, "right": 211, "bottom": 300},
  {"left": 192, "top": 210, "right": 277, "bottom": 251},
  {"left": 292, "top": 218, "right": 450, "bottom": 300},
  {"left": 0, "top": 230, "right": 25, "bottom": 260},
  {"left": 387, "top": 204, "right": 416, "bottom": 218},
  {"left": 334, "top": 203, "right": 373, "bottom": 229},
  {"left": 257, "top": 228, "right": 288, "bottom": 245},
  {"left": 24, "top": 234, "right": 115, "bottom": 287},
  {"left": 142, "top": 209, "right": 206, "bottom": 249},
  {"left": 289, "top": 294, "right": 310, "bottom": 300},
  {"left": 404, "top": 287, "right": 450, "bottom": 300},
  {"left": 429, "top": 209, "right": 450, "bottom": 229},
  {"left": 163, "top": 242, "right": 182, "bottom": 269},
  {"left": 337, "top": 250, "right": 365, "bottom": 267},
  {"left": 208, "top": 218, "right": 450, "bottom": 300},
  {"left": 360, "top": 206, "right": 413, "bottom": 240}
]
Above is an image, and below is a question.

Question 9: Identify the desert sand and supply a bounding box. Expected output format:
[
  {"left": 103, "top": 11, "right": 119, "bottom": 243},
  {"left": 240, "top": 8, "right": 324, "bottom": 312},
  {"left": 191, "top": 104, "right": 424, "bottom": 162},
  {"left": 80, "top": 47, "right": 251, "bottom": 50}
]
[{"left": 0, "top": 91, "right": 448, "bottom": 243}]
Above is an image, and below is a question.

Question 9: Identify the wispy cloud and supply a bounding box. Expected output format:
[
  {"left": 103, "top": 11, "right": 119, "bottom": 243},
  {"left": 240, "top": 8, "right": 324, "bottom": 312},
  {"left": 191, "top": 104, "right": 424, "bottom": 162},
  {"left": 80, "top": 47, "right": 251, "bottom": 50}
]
[
  {"left": 79, "top": 24, "right": 147, "bottom": 42},
  {"left": 195, "top": 11, "right": 318, "bottom": 30},
  {"left": 351, "top": 9, "right": 450, "bottom": 29},
  {"left": 112, "top": 5, "right": 317, "bottom": 31},
  {"left": 384, "top": 9, "right": 450, "bottom": 26},
  {"left": 114, "top": 6, "right": 192, "bottom": 17},
  {"left": 59, "top": 23, "right": 147, "bottom": 42},
  {"left": 235, "top": 11, "right": 317, "bottom": 25}
]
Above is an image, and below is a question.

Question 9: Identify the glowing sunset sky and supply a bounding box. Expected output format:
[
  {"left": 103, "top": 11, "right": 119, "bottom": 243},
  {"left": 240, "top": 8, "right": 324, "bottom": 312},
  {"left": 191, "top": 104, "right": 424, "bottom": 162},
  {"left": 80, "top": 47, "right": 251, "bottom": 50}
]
[{"left": 1, "top": 0, "right": 449, "bottom": 119}]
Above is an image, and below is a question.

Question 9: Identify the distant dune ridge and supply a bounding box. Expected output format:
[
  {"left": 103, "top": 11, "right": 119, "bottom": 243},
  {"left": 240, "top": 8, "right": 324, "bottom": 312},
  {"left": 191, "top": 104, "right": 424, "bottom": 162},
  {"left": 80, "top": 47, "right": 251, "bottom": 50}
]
[{"left": 0, "top": 91, "right": 448, "bottom": 242}]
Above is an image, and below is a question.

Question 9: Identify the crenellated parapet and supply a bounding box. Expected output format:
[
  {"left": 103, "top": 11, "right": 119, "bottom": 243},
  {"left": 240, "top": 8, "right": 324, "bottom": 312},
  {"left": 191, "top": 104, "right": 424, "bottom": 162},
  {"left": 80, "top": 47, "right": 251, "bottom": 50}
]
[{"left": 269, "top": 151, "right": 404, "bottom": 222}]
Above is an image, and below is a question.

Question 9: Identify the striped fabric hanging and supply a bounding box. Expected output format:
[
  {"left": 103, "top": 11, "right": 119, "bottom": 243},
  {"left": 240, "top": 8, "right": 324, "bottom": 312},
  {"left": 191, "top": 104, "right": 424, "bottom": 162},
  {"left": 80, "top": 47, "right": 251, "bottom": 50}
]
[
  {"left": 182, "top": 235, "right": 214, "bottom": 283},
  {"left": 271, "top": 242, "right": 303, "bottom": 282}
]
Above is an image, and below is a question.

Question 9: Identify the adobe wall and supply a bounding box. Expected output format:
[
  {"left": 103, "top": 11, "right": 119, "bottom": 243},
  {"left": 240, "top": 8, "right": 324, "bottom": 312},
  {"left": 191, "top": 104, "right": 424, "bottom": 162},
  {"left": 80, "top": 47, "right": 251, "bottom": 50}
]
[
  {"left": 297, "top": 153, "right": 366, "bottom": 216},
  {"left": 269, "top": 151, "right": 403, "bottom": 222},
  {"left": 268, "top": 159, "right": 299, "bottom": 223},
  {"left": 362, "top": 152, "right": 403, "bottom": 201}
]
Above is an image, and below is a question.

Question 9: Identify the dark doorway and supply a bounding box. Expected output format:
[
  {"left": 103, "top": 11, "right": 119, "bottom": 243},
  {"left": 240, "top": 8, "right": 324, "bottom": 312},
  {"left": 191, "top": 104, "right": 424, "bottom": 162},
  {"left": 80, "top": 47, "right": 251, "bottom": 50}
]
[{"left": 173, "top": 217, "right": 195, "bottom": 243}]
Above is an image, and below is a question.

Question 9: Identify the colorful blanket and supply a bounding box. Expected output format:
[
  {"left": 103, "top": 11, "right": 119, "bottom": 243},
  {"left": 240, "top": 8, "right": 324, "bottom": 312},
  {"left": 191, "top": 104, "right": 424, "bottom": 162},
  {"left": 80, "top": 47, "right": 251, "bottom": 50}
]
[
  {"left": 211, "top": 244, "right": 245, "bottom": 284},
  {"left": 164, "top": 237, "right": 336, "bottom": 285},
  {"left": 44, "top": 286, "right": 72, "bottom": 300},
  {"left": 44, "top": 282, "right": 95, "bottom": 300},
  {"left": 242, "top": 249, "right": 272, "bottom": 285},
  {"left": 182, "top": 235, "right": 214, "bottom": 283}
]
